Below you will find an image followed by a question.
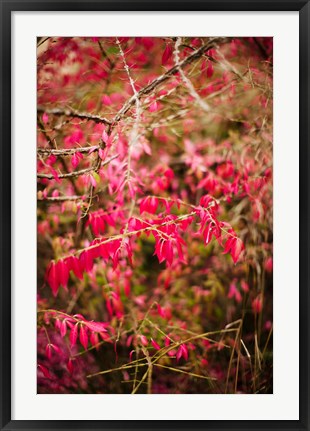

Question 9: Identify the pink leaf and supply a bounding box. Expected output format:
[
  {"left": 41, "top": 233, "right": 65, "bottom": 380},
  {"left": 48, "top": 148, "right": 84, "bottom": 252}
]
[
  {"left": 149, "top": 101, "right": 158, "bottom": 112},
  {"left": 102, "top": 130, "right": 109, "bottom": 144},
  {"left": 98, "top": 148, "right": 105, "bottom": 160},
  {"left": 241, "top": 280, "right": 249, "bottom": 293},
  {"left": 49, "top": 167, "right": 61, "bottom": 184},
  {"left": 42, "top": 113, "right": 49, "bottom": 124},
  {"left": 102, "top": 95, "right": 112, "bottom": 105},
  {"left": 140, "top": 335, "right": 148, "bottom": 346},
  {"left": 89, "top": 174, "right": 97, "bottom": 188}
]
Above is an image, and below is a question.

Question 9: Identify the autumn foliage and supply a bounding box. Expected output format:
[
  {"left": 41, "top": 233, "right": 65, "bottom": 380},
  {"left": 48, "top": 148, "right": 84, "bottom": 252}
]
[{"left": 37, "top": 36, "right": 273, "bottom": 394}]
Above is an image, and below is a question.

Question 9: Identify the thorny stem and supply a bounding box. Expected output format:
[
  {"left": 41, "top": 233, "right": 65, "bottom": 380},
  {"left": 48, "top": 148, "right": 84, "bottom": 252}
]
[
  {"left": 116, "top": 38, "right": 141, "bottom": 188},
  {"left": 37, "top": 154, "right": 118, "bottom": 179},
  {"left": 174, "top": 37, "right": 210, "bottom": 112},
  {"left": 37, "top": 106, "right": 112, "bottom": 126},
  {"left": 113, "top": 37, "right": 229, "bottom": 123},
  {"left": 37, "top": 145, "right": 100, "bottom": 156},
  {"left": 38, "top": 195, "right": 86, "bottom": 202}
]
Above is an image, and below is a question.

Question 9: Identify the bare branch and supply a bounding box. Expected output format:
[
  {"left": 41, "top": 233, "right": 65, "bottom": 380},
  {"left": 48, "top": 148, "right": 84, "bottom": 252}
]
[
  {"left": 37, "top": 145, "right": 99, "bottom": 156},
  {"left": 174, "top": 37, "right": 210, "bottom": 112},
  {"left": 113, "top": 37, "right": 229, "bottom": 123},
  {"left": 37, "top": 154, "right": 118, "bottom": 180},
  {"left": 38, "top": 195, "right": 86, "bottom": 202},
  {"left": 37, "top": 106, "right": 112, "bottom": 126},
  {"left": 37, "top": 116, "right": 80, "bottom": 195},
  {"left": 116, "top": 38, "right": 141, "bottom": 185},
  {"left": 37, "top": 37, "right": 50, "bottom": 48}
]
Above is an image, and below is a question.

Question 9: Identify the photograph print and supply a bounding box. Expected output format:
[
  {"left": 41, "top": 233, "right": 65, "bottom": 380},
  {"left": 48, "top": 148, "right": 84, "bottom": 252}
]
[{"left": 37, "top": 36, "right": 273, "bottom": 394}]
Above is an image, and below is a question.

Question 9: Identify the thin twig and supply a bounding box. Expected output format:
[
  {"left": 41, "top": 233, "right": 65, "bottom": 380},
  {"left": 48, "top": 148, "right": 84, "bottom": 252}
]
[
  {"left": 37, "top": 106, "right": 112, "bottom": 126},
  {"left": 37, "top": 195, "right": 86, "bottom": 202},
  {"left": 37, "top": 154, "right": 118, "bottom": 180},
  {"left": 113, "top": 37, "right": 229, "bottom": 123},
  {"left": 174, "top": 37, "right": 210, "bottom": 112},
  {"left": 37, "top": 145, "right": 100, "bottom": 156},
  {"left": 116, "top": 38, "right": 141, "bottom": 186}
]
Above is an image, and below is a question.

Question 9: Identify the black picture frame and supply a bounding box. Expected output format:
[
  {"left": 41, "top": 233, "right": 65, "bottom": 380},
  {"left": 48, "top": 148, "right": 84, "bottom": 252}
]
[{"left": 1, "top": 1, "right": 309, "bottom": 430}]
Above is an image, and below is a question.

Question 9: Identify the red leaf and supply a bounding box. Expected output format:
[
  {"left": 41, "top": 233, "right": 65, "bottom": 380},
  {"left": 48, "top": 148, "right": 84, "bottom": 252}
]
[
  {"left": 157, "top": 304, "right": 165, "bottom": 318},
  {"left": 207, "top": 62, "right": 214, "bottom": 78},
  {"left": 70, "top": 324, "right": 79, "bottom": 348},
  {"left": 151, "top": 338, "right": 161, "bottom": 350},
  {"left": 162, "top": 44, "right": 173, "bottom": 65},
  {"left": 45, "top": 261, "right": 60, "bottom": 297},
  {"left": 140, "top": 196, "right": 159, "bottom": 214},
  {"left": 57, "top": 259, "right": 69, "bottom": 288},
  {"left": 49, "top": 167, "right": 61, "bottom": 184},
  {"left": 102, "top": 95, "right": 112, "bottom": 105},
  {"left": 79, "top": 250, "right": 94, "bottom": 273},
  {"left": 176, "top": 346, "right": 183, "bottom": 361},
  {"left": 129, "top": 350, "right": 135, "bottom": 361},
  {"left": 202, "top": 222, "right": 213, "bottom": 245},
  {"left": 85, "top": 321, "right": 108, "bottom": 333},
  {"left": 223, "top": 236, "right": 234, "bottom": 255},
  {"left": 165, "top": 336, "right": 171, "bottom": 347},
  {"left": 38, "top": 364, "right": 52, "bottom": 379},
  {"left": 176, "top": 344, "right": 189, "bottom": 362},
  {"left": 50, "top": 343, "right": 61, "bottom": 355},
  {"left": 165, "top": 240, "right": 174, "bottom": 266},
  {"left": 66, "top": 256, "right": 84, "bottom": 280},
  {"left": 252, "top": 296, "right": 263, "bottom": 314},
  {"left": 67, "top": 358, "right": 74, "bottom": 374},
  {"left": 71, "top": 153, "right": 79, "bottom": 169},
  {"left": 79, "top": 325, "right": 88, "bottom": 349},
  {"left": 181, "top": 344, "right": 188, "bottom": 361},
  {"left": 90, "top": 331, "right": 99, "bottom": 348},
  {"left": 230, "top": 238, "right": 245, "bottom": 264},
  {"left": 201, "top": 58, "right": 207, "bottom": 73},
  {"left": 45, "top": 344, "right": 52, "bottom": 359},
  {"left": 60, "top": 320, "right": 67, "bottom": 337}
]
